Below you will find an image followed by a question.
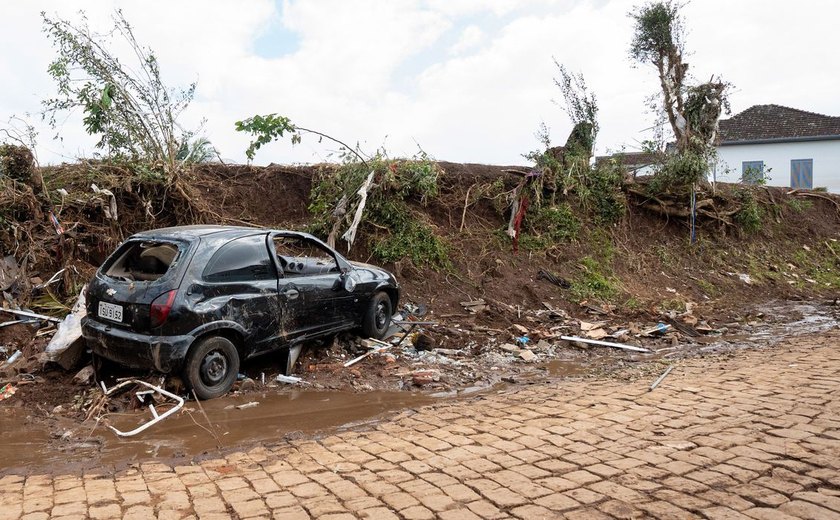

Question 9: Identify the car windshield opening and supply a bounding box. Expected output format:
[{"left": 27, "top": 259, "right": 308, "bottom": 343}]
[{"left": 104, "top": 241, "right": 181, "bottom": 282}]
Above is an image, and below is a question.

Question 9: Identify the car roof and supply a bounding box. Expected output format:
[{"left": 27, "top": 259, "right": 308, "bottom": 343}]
[{"left": 130, "top": 225, "right": 316, "bottom": 241}]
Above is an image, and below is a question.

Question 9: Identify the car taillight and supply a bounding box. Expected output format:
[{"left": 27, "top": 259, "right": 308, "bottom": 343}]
[{"left": 150, "top": 290, "right": 177, "bottom": 328}]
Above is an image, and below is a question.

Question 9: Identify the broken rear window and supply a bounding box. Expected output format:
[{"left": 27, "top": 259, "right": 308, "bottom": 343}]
[{"left": 102, "top": 240, "right": 184, "bottom": 282}]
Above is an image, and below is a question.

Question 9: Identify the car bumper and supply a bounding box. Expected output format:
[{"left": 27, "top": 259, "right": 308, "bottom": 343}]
[{"left": 82, "top": 317, "right": 192, "bottom": 373}]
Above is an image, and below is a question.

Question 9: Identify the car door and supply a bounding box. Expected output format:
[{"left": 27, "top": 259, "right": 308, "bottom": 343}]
[
  {"left": 194, "top": 233, "right": 287, "bottom": 356},
  {"left": 271, "top": 232, "right": 353, "bottom": 335}
]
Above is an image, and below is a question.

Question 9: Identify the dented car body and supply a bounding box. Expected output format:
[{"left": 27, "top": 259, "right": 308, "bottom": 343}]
[{"left": 82, "top": 225, "right": 399, "bottom": 399}]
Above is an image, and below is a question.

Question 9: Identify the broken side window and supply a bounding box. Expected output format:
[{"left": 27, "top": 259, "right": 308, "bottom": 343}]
[
  {"left": 103, "top": 240, "right": 183, "bottom": 282},
  {"left": 273, "top": 236, "right": 339, "bottom": 277}
]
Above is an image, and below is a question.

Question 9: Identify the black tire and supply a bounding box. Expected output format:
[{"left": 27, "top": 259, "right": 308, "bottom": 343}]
[
  {"left": 362, "top": 292, "right": 392, "bottom": 339},
  {"left": 183, "top": 336, "right": 240, "bottom": 400}
]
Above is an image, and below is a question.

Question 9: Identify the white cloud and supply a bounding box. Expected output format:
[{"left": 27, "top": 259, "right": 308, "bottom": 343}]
[
  {"left": 1, "top": 0, "right": 838, "bottom": 167},
  {"left": 450, "top": 25, "right": 485, "bottom": 55}
]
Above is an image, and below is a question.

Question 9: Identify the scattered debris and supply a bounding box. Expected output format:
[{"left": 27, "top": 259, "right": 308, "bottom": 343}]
[
  {"left": 414, "top": 333, "right": 436, "bottom": 351},
  {"left": 738, "top": 273, "right": 753, "bottom": 285},
  {"left": 0, "top": 383, "right": 17, "bottom": 401},
  {"left": 99, "top": 380, "right": 185, "bottom": 437},
  {"left": 537, "top": 269, "right": 571, "bottom": 289},
  {"left": 560, "top": 335, "right": 651, "bottom": 353},
  {"left": 236, "top": 401, "right": 259, "bottom": 410},
  {"left": 4, "top": 350, "right": 22, "bottom": 366},
  {"left": 411, "top": 369, "right": 441, "bottom": 386},
  {"left": 275, "top": 375, "right": 303, "bottom": 384},
  {"left": 0, "top": 308, "right": 61, "bottom": 323},
  {"left": 0, "top": 256, "right": 20, "bottom": 292},
  {"left": 44, "top": 286, "right": 87, "bottom": 370},
  {"left": 460, "top": 299, "right": 487, "bottom": 313},
  {"left": 649, "top": 366, "right": 675, "bottom": 391},
  {"left": 518, "top": 350, "right": 536, "bottom": 362},
  {"left": 642, "top": 323, "right": 671, "bottom": 336},
  {"left": 73, "top": 364, "right": 95, "bottom": 385}
]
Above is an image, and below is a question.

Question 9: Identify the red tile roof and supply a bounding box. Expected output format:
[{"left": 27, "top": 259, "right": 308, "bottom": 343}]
[{"left": 719, "top": 104, "right": 840, "bottom": 144}]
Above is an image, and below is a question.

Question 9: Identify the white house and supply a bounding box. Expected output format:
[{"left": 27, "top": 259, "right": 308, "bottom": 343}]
[{"left": 713, "top": 104, "right": 840, "bottom": 192}]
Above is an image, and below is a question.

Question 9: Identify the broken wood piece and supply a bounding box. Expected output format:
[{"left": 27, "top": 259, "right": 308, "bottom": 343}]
[
  {"left": 585, "top": 328, "right": 609, "bottom": 340},
  {"left": 236, "top": 402, "right": 259, "bottom": 410},
  {"left": 579, "top": 321, "right": 606, "bottom": 331},
  {"left": 518, "top": 350, "right": 536, "bottom": 362},
  {"left": 275, "top": 375, "right": 302, "bottom": 384},
  {"left": 649, "top": 366, "right": 674, "bottom": 391},
  {"left": 344, "top": 343, "right": 393, "bottom": 367},
  {"left": 560, "top": 336, "right": 650, "bottom": 353}
]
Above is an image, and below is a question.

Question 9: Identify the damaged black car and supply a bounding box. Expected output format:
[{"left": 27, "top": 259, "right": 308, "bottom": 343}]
[{"left": 82, "top": 226, "right": 399, "bottom": 399}]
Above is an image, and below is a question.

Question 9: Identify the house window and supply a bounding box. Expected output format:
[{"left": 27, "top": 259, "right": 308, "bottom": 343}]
[
  {"left": 790, "top": 159, "right": 813, "bottom": 189},
  {"left": 742, "top": 161, "right": 765, "bottom": 184}
]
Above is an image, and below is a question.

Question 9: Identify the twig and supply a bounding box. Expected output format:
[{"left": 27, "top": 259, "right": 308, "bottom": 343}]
[
  {"left": 192, "top": 390, "right": 222, "bottom": 448},
  {"left": 459, "top": 184, "right": 475, "bottom": 232},
  {"left": 649, "top": 366, "right": 674, "bottom": 391}
]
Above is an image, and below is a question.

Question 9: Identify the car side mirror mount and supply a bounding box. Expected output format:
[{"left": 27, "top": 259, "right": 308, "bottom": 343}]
[{"left": 341, "top": 272, "right": 357, "bottom": 293}]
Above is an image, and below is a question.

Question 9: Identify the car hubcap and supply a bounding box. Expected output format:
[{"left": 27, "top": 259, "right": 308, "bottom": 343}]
[
  {"left": 375, "top": 302, "right": 388, "bottom": 330},
  {"left": 201, "top": 350, "right": 228, "bottom": 386}
]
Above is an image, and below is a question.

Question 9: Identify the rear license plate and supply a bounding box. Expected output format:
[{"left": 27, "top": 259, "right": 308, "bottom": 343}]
[{"left": 98, "top": 301, "right": 123, "bottom": 322}]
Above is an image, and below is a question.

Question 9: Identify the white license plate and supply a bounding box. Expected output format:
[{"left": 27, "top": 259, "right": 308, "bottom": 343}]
[{"left": 98, "top": 301, "right": 124, "bottom": 323}]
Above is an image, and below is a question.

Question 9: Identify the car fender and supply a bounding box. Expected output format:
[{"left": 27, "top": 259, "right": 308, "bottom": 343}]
[{"left": 188, "top": 320, "right": 250, "bottom": 347}]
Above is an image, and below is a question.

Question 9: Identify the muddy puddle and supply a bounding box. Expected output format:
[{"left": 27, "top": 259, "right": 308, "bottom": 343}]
[
  {"left": 1, "top": 389, "right": 436, "bottom": 474},
  {"left": 655, "top": 301, "right": 839, "bottom": 359},
  {"left": 2, "top": 300, "right": 837, "bottom": 475}
]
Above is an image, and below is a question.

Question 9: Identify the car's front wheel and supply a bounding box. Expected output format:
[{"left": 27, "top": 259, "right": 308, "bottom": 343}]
[
  {"left": 183, "top": 336, "right": 240, "bottom": 400},
  {"left": 362, "top": 292, "right": 392, "bottom": 339}
]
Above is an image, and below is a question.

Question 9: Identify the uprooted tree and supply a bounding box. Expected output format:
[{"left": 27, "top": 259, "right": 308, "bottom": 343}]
[
  {"left": 626, "top": 1, "right": 751, "bottom": 233},
  {"left": 629, "top": 1, "right": 730, "bottom": 192},
  {"left": 41, "top": 10, "right": 214, "bottom": 177}
]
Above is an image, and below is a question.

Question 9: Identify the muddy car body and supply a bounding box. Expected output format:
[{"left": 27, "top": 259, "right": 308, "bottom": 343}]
[{"left": 82, "top": 225, "right": 399, "bottom": 398}]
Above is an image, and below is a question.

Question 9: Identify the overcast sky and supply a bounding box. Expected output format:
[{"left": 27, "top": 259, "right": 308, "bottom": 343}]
[{"left": 2, "top": 0, "right": 838, "bottom": 166}]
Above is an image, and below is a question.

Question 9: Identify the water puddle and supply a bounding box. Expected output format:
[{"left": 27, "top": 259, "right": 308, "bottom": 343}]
[{"left": 1, "top": 389, "right": 435, "bottom": 474}]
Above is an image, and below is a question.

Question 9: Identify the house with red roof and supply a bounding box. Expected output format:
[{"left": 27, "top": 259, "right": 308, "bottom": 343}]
[{"left": 713, "top": 104, "right": 840, "bottom": 192}]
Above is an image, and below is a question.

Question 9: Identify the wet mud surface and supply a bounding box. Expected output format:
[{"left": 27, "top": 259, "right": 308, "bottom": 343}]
[
  {"left": 1, "top": 389, "right": 436, "bottom": 475},
  {"left": 1, "top": 299, "right": 837, "bottom": 476}
]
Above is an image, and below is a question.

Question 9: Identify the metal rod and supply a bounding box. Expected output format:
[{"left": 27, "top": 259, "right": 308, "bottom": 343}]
[
  {"left": 649, "top": 366, "right": 674, "bottom": 391},
  {"left": 0, "top": 309, "right": 61, "bottom": 323},
  {"left": 560, "top": 335, "right": 650, "bottom": 353}
]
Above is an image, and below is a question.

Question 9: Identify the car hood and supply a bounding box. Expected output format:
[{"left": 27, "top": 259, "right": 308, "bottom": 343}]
[{"left": 350, "top": 261, "right": 396, "bottom": 281}]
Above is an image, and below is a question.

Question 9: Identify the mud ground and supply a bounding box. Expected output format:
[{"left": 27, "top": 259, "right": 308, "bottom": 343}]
[{"left": 1, "top": 298, "right": 837, "bottom": 476}]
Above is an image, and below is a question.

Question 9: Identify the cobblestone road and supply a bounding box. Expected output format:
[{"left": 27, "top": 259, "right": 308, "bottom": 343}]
[{"left": 2, "top": 333, "right": 839, "bottom": 519}]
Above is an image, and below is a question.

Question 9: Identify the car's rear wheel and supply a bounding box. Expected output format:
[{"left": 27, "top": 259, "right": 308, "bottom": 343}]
[
  {"left": 362, "top": 292, "right": 392, "bottom": 339},
  {"left": 183, "top": 336, "right": 240, "bottom": 400}
]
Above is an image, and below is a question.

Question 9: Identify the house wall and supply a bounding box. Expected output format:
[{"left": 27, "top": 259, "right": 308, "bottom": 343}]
[{"left": 713, "top": 140, "right": 840, "bottom": 192}]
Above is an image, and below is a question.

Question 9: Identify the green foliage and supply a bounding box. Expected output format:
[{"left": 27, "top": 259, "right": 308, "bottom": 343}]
[
  {"left": 234, "top": 114, "right": 298, "bottom": 161},
  {"left": 629, "top": 1, "right": 684, "bottom": 64},
  {"left": 553, "top": 61, "right": 599, "bottom": 143},
  {"left": 309, "top": 151, "right": 449, "bottom": 269},
  {"left": 581, "top": 160, "right": 626, "bottom": 223},
  {"left": 570, "top": 256, "right": 619, "bottom": 301},
  {"left": 786, "top": 199, "right": 813, "bottom": 213},
  {"left": 649, "top": 149, "right": 708, "bottom": 193},
  {"left": 734, "top": 190, "right": 764, "bottom": 233},
  {"left": 519, "top": 203, "right": 580, "bottom": 250},
  {"left": 41, "top": 10, "right": 210, "bottom": 176}
]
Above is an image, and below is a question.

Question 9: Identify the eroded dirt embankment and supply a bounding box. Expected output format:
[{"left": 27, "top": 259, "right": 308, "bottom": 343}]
[{"left": 2, "top": 160, "right": 840, "bottom": 474}]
